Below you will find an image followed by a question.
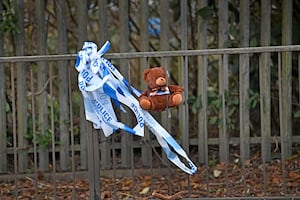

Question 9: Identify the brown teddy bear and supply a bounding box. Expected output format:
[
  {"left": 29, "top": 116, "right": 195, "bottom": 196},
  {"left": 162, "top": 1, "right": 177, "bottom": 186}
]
[{"left": 138, "top": 67, "right": 184, "bottom": 111}]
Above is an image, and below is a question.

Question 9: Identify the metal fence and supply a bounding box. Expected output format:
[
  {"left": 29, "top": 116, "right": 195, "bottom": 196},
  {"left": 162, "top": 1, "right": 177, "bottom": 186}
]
[
  {"left": 1, "top": 0, "right": 300, "bottom": 199},
  {"left": 1, "top": 46, "right": 300, "bottom": 199}
]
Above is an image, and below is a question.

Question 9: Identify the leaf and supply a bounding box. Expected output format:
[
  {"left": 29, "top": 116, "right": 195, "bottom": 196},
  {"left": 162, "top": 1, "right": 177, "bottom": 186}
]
[
  {"left": 288, "top": 172, "right": 300, "bottom": 180},
  {"left": 213, "top": 169, "right": 222, "bottom": 178},
  {"left": 293, "top": 109, "right": 300, "bottom": 118},
  {"left": 196, "top": 6, "right": 214, "bottom": 20},
  {"left": 140, "top": 187, "right": 150, "bottom": 195},
  {"left": 5, "top": 102, "right": 10, "bottom": 112},
  {"left": 211, "top": 98, "right": 222, "bottom": 109},
  {"left": 228, "top": 107, "right": 236, "bottom": 117},
  {"left": 209, "top": 116, "right": 218, "bottom": 125}
]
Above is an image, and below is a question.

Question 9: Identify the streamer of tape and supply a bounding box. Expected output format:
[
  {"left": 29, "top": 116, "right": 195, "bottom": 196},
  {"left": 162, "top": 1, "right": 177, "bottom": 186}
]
[{"left": 75, "top": 41, "right": 197, "bottom": 175}]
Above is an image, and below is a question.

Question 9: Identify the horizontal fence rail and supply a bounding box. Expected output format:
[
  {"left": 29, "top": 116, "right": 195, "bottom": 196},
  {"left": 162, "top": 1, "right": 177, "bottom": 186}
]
[
  {"left": 0, "top": 46, "right": 300, "bottom": 199},
  {"left": 1, "top": 45, "right": 300, "bottom": 63}
]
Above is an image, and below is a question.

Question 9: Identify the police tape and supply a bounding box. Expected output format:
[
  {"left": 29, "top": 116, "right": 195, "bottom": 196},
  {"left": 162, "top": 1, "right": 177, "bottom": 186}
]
[{"left": 75, "top": 41, "right": 197, "bottom": 175}]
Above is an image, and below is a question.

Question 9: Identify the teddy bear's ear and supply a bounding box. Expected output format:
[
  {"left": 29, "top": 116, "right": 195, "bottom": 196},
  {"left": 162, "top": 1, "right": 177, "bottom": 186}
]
[
  {"left": 160, "top": 66, "right": 165, "bottom": 70},
  {"left": 143, "top": 68, "right": 151, "bottom": 80}
]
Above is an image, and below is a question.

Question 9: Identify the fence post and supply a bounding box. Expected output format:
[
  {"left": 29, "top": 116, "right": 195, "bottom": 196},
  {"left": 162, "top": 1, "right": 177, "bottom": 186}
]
[
  {"left": 239, "top": 0, "right": 250, "bottom": 161},
  {"left": 0, "top": 1, "right": 7, "bottom": 172},
  {"left": 139, "top": 0, "right": 152, "bottom": 167},
  {"left": 180, "top": 0, "right": 189, "bottom": 154},
  {"left": 197, "top": 0, "right": 208, "bottom": 165},
  {"left": 260, "top": 0, "right": 272, "bottom": 194},
  {"left": 160, "top": 0, "right": 171, "bottom": 137},
  {"left": 87, "top": 126, "right": 101, "bottom": 200},
  {"left": 119, "top": 0, "right": 131, "bottom": 169},
  {"left": 35, "top": 0, "right": 49, "bottom": 171},
  {"left": 16, "top": 0, "right": 28, "bottom": 173},
  {"left": 77, "top": 0, "right": 88, "bottom": 171},
  {"left": 280, "top": 0, "right": 293, "bottom": 159},
  {"left": 280, "top": 0, "right": 293, "bottom": 195},
  {"left": 260, "top": 0, "right": 272, "bottom": 162},
  {"left": 56, "top": 0, "right": 70, "bottom": 171},
  {"left": 159, "top": 0, "right": 172, "bottom": 172},
  {"left": 98, "top": 0, "right": 111, "bottom": 169},
  {"left": 217, "top": 0, "right": 229, "bottom": 163}
]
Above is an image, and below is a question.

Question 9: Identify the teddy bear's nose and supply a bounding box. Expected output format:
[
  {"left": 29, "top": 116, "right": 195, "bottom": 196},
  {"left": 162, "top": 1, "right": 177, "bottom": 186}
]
[{"left": 156, "top": 77, "right": 166, "bottom": 86}]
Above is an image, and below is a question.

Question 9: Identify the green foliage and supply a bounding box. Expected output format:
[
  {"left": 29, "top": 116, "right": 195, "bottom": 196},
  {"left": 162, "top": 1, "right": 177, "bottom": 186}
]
[
  {"left": 248, "top": 90, "right": 259, "bottom": 109},
  {"left": 189, "top": 89, "right": 239, "bottom": 131},
  {"left": 5, "top": 102, "right": 10, "bottom": 112},
  {"left": 25, "top": 95, "right": 60, "bottom": 150},
  {"left": 25, "top": 129, "right": 52, "bottom": 150},
  {"left": 208, "top": 90, "right": 239, "bottom": 130},
  {"left": 208, "top": 153, "right": 217, "bottom": 167},
  {"left": 0, "top": 0, "right": 19, "bottom": 33},
  {"left": 188, "top": 95, "right": 202, "bottom": 114},
  {"left": 293, "top": 109, "right": 300, "bottom": 118},
  {"left": 189, "top": 89, "right": 260, "bottom": 131},
  {"left": 196, "top": 6, "right": 214, "bottom": 20}
]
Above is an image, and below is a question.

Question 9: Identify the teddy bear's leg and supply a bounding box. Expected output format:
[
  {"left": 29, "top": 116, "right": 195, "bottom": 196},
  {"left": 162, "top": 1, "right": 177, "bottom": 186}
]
[
  {"left": 139, "top": 98, "right": 152, "bottom": 110},
  {"left": 169, "top": 93, "right": 183, "bottom": 107}
]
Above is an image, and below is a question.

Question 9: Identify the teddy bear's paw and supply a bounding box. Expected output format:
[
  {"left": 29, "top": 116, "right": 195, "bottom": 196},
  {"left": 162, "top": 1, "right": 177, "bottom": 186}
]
[
  {"left": 172, "top": 94, "right": 183, "bottom": 105},
  {"left": 139, "top": 99, "right": 152, "bottom": 110}
]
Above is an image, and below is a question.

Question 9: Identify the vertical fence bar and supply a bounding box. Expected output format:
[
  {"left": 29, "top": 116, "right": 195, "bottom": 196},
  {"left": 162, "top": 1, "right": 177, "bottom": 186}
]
[
  {"left": 49, "top": 65, "right": 57, "bottom": 199},
  {"left": 56, "top": 0, "right": 70, "bottom": 171},
  {"left": 140, "top": 0, "right": 152, "bottom": 168},
  {"left": 78, "top": 0, "right": 87, "bottom": 46},
  {"left": 280, "top": 1, "right": 293, "bottom": 194},
  {"left": 160, "top": 0, "right": 169, "bottom": 65},
  {"left": 16, "top": 0, "right": 28, "bottom": 173},
  {"left": 159, "top": 0, "right": 170, "bottom": 137},
  {"left": 197, "top": 0, "right": 208, "bottom": 165},
  {"left": 239, "top": 0, "right": 250, "bottom": 161},
  {"left": 299, "top": 54, "right": 300, "bottom": 104},
  {"left": 36, "top": 1, "right": 49, "bottom": 172},
  {"left": 77, "top": 0, "right": 88, "bottom": 171},
  {"left": 197, "top": 0, "right": 210, "bottom": 196},
  {"left": 98, "top": 0, "right": 112, "bottom": 170},
  {"left": 239, "top": 1, "right": 250, "bottom": 196},
  {"left": 68, "top": 65, "right": 77, "bottom": 199},
  {"left": 87, "top": 126, "right": 101, "bottom": 199},
  {"left": 0, "top": 1, "right": 7, "bottom": 174},
  {"left": 281, "top": 2, "right": 293, "bottom": 192},
  {"left": 260, "top": 0, "right": 271, "bottom": 194},
  {"left": 281, "top": 0, "right": 293, "bottom": 160},
  {"left": 80, "top": 0, "right": 102, "bottom": 189},
  {"left": 160, "top": 0, "right": 171, "bottom": 137},
  {"left": 278, "top": 52, "right": 288, "bottom": 195},
  {"left": 87, "top": 125, "right": 95, "bottom": 199},
  {"left": 147, "top": 57, "right": 155, "bottom": 194},
  {"left": 159, "top": 0, "right": 172, "bottom": 195},
  {"left": 30, "top": 67, "right": 39, "bottom": 199},
  {"left": 120, "top": 0, "right": 131, "bottom": 169},
  {"left": 221, "top": 54, "right": 229, "bottom": 196},
  {"left": 218, "top": 0, "right": 229, "bottom": 163},
  {"left": 180, "top": 0, "right": 189, "bottom": 153},
  {"left": 11, "top": 64, "right": 18, "bottom": 199},
  {"left": 180, "top": 0, "right": 190, "bottom": 197},
  {"left": 99, "top": 0, "right": 108, "bottom": 45},
  {"left": 94, "top": 130, "right": 101, "bottom": 198},
  {"left": 112, "top": 135, "right": 117, "bottom": 199},
  {"left": 131, "top": 134, "right": 135, "bottom": 198}
]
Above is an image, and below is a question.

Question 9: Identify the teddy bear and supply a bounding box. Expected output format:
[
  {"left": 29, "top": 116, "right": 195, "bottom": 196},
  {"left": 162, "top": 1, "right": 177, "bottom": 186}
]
[{"left": 138, "top": 67, "right": 184, "bottom": 111}]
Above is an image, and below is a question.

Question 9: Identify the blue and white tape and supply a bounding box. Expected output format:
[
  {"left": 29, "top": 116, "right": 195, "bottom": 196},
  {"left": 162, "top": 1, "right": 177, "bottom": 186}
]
[{"left": 75, "top": 41, "right": 197, "bottom": 175}]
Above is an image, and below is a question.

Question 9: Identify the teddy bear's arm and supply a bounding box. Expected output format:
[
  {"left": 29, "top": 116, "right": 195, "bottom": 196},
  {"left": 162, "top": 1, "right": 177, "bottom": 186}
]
[
  {"left": 168, "top": 85, "right": 184, "bottom": 93},
  {"left": 139, "top": 90, "right": 149, "bottom": 98}
]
